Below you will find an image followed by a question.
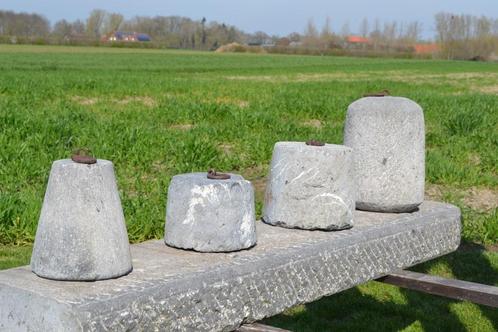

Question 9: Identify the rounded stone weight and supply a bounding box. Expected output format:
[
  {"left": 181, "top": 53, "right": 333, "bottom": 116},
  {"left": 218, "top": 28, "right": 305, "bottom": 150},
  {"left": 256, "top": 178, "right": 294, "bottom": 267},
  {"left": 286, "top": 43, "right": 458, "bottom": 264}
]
[
  {"left": 263, "top": 142, "right": 355, "bottom": 230},
  {"left": 165, "top": 172, "right": 257, "bottom": 252},
  {"left": 344, "top": 96, "right": 425, "bottom": 212},
  {"left": 31, "top": 159, "right": 133, "bottom": 281}
]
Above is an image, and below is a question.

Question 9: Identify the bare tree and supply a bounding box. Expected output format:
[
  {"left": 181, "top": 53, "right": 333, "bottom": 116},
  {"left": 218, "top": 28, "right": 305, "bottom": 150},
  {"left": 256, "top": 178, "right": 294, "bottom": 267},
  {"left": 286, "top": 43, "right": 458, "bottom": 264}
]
[
  {"left": 321, "top": 17, "right": 333, "bottom": 38},
  {"left": 302, "top": 18, "right": 320, "bottom": 48},
  {"left": 369, "top": 19, "right": 382, "bottom": 48},
  {"left": 288, "top": 32, "right": 301, "bottom": 42},
  {"left": 104, "top": 13, "right": 124, "bottom": 34},
  {"left": 304, "top": 18, "right": 319, "bottom": 38},
  {"left": 404, "top": 21, "right": 422, "bottom": 43},
  {"left": 382, "top": 21, "right": 398, "bottom": 46},
  {"left": 86, "top": 9, "right": 106, "bottom": 40},
  {"left": 53, "top": 19, "right": 72, "bottom": 40},
  {"left": 360, "top": 18, "right": 369, "bottom": 37},
  {"left": 340, "top": 21, "right": 350, "bottom": 37},
  {"left": 251, "top": 31, "right": 270, "bottom": 45},
  {"left": 71, "top": 20, "right": 86, "bottom": 35},
  {"left": 201, "top": 17, "right": 207, "bottom": 46}
]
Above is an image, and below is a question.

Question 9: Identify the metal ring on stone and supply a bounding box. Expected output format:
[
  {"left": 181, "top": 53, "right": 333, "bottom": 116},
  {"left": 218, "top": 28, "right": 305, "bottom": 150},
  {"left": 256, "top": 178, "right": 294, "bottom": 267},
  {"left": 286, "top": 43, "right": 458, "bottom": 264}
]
[
  {"left": 207, "top": 169, "right": 231, "bottom": 180},
  {"left": 305, "top": 140, "right": 325, "bottom": 147},
  {"left": 363, "top": 89, "right": 390, "bottom": 97},
  {"left": 71, "top": 148, "right": 97, "bottom": 165}
]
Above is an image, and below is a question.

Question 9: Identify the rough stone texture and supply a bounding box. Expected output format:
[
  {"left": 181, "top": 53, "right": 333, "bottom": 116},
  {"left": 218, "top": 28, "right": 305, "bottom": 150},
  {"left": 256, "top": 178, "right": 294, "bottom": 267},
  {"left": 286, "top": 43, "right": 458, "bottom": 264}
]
[
  {"left": 165, "top": 172, "right": 257, "bottom": 252},
  {"left": 344, "top": 96, "right": 425, "bottom": 212},
  {"left": 31, "top": 159, "right": 132, "bottom": 281},
  {"left": 263, "top": 142, "right": 355, "bottom": 230},
  {"left": 0, "top": 202, "right": 460, "bottom": 332}
]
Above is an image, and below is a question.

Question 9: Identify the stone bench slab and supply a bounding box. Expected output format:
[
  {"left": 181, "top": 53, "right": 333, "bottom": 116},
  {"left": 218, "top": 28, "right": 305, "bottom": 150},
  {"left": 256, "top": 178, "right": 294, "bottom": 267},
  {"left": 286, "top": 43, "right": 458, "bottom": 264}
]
[{"left": 0, "top": 201, "right": 461, "bottom": 331}]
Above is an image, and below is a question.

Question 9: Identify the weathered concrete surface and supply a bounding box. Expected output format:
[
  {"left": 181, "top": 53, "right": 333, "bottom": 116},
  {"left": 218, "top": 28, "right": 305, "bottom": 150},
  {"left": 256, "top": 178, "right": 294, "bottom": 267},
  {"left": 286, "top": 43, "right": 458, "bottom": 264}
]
[
  {"left": 31, "top": 159, "right": 132, "bottom": 281},
  {"left": 0, "top": 202, "right": 460, "bottom": 332},
  {"left": 165, "top": 172, "right": 257, "bottom": 252},
  {"left": 263, "top": 142, "right": 355, "bottom": 230},
  {"left": 344, "top": 96, "right": 425, "bottom": 212}
]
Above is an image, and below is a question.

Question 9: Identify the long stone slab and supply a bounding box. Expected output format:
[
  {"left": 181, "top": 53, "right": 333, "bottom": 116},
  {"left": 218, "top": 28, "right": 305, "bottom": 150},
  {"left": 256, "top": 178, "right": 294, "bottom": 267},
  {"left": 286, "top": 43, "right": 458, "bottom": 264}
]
[{"left": 0, "top": 201, "right": 461, "bottom": 332}]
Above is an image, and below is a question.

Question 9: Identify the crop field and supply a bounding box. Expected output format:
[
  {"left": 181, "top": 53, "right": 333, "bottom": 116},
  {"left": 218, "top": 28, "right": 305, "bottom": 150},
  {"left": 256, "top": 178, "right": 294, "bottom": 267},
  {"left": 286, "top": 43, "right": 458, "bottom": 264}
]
[{"left": 0, "top": 44, "right": 497, "bottom": 330}]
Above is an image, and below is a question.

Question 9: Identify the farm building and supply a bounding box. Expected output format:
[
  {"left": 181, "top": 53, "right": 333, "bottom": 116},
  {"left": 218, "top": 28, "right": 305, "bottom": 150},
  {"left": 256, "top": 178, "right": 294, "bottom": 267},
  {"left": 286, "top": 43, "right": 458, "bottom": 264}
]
[
  {"left": 346, "top": 35, "right": 371, "bottom": 44},
  {"left": 102, "top": 31, "right": 151, "bottom": 42},
  {"left": 344, "top": 36, "right": 439, "bottom": 56},
  {"left": 413, "top": 43, "right": 439, "bottom": 55}
]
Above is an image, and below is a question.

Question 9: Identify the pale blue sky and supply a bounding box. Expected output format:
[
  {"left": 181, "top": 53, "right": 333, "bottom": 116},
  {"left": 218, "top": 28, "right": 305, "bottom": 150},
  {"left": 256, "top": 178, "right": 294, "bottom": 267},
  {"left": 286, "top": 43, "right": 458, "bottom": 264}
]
[{"left": 2, "top": 0, "right": 498, "bottom": 39}]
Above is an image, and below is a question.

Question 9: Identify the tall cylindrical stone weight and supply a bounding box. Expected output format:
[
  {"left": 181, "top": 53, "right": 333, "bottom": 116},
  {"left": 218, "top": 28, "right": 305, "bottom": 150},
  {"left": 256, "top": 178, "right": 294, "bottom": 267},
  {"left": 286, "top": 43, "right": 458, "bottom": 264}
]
[
  {"left": 263, "top": 142, "right": 355, "bottom": 230},
  {"left": 165, "top": 172, "right": 257, "bottom": 252},
  {"left": 31, "top": 159, "right": 133, "bottom": 281},
  {"left": 344, "top": 96, "right": 425, "bottom": 212}
]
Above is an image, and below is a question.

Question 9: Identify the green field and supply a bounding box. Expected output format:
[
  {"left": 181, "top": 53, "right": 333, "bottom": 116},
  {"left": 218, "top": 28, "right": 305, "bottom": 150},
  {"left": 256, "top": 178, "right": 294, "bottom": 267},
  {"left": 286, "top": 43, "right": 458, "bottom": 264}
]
[{"left": 0, "top": 44, "right": 497, "bottom": 331}]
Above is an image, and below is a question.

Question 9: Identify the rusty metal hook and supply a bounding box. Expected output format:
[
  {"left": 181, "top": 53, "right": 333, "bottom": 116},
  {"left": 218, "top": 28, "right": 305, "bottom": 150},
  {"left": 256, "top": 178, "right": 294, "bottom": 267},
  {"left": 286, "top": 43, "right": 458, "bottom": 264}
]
[
  {"left": 306, "top": 140, "right": 325, "bottom": 147},
  {"left": 207, "top": 169, "right": 231, "bottom": 180},
  {"left": 71, "top": 148, "right": 97, "bottom": 165},
  {"left": 363, "top": 89, "right": 390, "bottom": 97}
]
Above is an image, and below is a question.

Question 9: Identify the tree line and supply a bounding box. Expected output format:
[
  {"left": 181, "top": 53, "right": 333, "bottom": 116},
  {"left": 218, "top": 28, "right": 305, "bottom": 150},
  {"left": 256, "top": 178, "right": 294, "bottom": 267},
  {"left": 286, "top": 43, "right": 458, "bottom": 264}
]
[
  {"left": 0, "top": 10, "right": 50, "bottom": 37},
  {"left": 0, "top": 9, "right": 497, "bottom": 60},
  {"left": 0, "top": 9, "right": 249, "bottom": 50},
  {"left": 435, "top": 13, "right": 498, "bottom": 60},
  {"left": 294, "top": 17, "right": 424, "bottom": 54}
]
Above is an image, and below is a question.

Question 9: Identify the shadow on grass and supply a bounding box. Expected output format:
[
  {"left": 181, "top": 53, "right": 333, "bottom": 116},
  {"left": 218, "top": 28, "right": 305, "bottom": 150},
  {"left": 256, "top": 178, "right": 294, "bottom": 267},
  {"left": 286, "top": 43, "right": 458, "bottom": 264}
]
[
  {"left": 263, "top": 244, "right": 498, "bottom": 332},
  {"left": 411, "top": 243, "right": 498, "bottom": 331}
]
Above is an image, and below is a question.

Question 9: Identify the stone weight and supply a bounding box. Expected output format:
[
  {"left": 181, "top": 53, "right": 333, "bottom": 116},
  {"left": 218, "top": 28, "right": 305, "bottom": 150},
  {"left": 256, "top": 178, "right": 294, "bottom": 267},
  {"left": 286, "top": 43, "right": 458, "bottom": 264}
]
[
  {"left": 263, "top": 142, "right": 355, "bottom": 230},
  {"left": 165, "top": 172, "right": 257, "bottom": 252},
  {"left": 31, "top": 159, "right": 133, "bottom": 281},
  {"left": 344, "top": 96, "right": 425, "bottom": 212}
]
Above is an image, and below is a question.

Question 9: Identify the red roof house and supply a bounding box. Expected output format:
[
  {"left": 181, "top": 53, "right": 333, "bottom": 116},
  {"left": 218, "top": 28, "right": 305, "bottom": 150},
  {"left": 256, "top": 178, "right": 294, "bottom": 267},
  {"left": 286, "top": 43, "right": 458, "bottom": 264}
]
[
  {"left": 413, "top": 43, "right": 439, "bottom": 54},
  {"left": 346, "top": 36, "right": 371, "bottom": 44}
]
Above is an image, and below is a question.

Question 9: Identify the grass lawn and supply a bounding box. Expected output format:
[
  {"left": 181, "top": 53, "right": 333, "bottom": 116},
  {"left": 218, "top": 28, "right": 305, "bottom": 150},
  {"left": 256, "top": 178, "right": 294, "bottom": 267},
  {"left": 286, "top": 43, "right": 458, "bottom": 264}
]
[{"left": 0, "top": 44, "right": 497, "bottom": 331}]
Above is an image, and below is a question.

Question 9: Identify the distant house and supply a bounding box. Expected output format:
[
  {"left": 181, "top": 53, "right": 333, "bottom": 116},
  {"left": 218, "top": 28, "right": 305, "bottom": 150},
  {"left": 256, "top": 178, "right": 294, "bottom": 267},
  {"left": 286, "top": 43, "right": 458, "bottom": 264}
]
[
  {"left": 346, "top": 36, "right": 371, "bottom": 45},
  {"left": 102, "top": 31, "right": 151, "bottom": 42},
  {"left": 345, "top": 36, "right": 439, "bottom": 56},
  {"left": 342, "top": 35, "right": 372, "bottom": 50},
  {"left": 413, "top": 43, "right": 439, "bottom": 55},
  {"left": 289, "top": 41, "right": 303, "bottom": 48}
]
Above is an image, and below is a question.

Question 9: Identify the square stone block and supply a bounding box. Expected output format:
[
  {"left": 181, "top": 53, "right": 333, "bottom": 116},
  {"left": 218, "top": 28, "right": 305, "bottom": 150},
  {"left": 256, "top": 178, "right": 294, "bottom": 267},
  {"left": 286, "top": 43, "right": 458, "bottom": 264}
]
[
  {"left": 165, "top": 172, "right": 257, "bottom": 252},
  {"left": 263, "top": 142, "right": 355, "bottom": 230}
]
